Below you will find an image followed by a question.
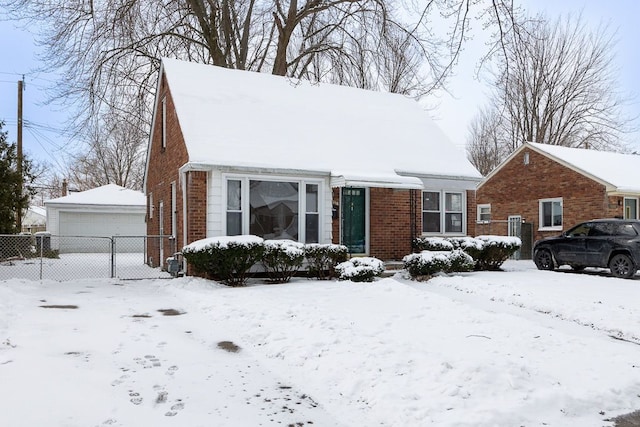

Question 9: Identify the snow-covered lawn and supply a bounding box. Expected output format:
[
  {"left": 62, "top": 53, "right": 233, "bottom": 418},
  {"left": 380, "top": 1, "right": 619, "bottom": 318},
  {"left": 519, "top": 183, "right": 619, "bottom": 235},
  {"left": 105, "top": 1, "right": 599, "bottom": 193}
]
[{"left": 1, "top": 261, "right": 639, "bottom": 426}]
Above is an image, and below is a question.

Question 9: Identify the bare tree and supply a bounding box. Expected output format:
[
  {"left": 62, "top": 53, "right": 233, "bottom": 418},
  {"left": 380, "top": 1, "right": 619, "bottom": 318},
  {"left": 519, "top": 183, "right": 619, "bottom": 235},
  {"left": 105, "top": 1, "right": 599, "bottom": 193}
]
[
  {"left": 468, "top": 12, "right": 634, "bottom": 174},
  {"left": 3, "top": 0, "right": 525, "bottom": 183}
]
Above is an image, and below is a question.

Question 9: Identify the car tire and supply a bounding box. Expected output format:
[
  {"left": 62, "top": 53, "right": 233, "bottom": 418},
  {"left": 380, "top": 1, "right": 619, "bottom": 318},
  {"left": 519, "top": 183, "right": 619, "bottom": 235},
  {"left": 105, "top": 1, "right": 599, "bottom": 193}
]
[
  {"left": 534, "top": 249, "right": 554, "bottom": 270},
  {"left": 609, "top": 254, "right": 636, "bottom": 279}
]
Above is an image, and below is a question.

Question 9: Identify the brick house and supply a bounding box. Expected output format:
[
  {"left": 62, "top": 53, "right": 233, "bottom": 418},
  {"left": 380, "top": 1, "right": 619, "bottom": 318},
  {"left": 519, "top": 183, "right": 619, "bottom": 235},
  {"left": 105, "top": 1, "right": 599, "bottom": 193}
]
[
  {"left": 476, "top": 142, "right": 640, "bottom": 257},
  {"left": 143, "top": 58, "right": 482, "bottom": 269}
]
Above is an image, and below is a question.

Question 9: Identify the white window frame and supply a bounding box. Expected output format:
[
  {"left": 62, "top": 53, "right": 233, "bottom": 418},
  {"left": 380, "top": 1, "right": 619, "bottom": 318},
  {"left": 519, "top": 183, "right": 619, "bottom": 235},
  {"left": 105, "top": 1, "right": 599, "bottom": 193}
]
[
  {"left": 148, "top": 192, "right": 153, "bottom": 219},
  {"left": 223, "top": 174, "right": 324, "bottom": 243},
  {"left": 477, "top": 204, "right": 491, "bottom": 224},
  {"left": 538, "top": 197, "right": 563, "bottom": 231},
  {"left": 421, "top": 190, "right": 466, "bottom": 236},
  {"left": 161, "top": 96, "right": 167, "bottom": 149}
]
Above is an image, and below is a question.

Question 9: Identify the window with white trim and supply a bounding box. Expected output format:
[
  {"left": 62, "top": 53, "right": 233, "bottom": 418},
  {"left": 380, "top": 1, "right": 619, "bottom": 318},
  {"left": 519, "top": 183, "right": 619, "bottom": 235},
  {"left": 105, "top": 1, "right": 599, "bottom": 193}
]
[
  {"left": 422, "top": 190, "right": 465, "bottom": 234},
  {"left": 148, "top": 192, "right": 153, "bottom": 219},
  {"left": 225, "top": 177, "right": 321, "bottom": 243},
  {"left": 539, "top": 198, "right": 562, "bottom": 230},
  {"left": 161, "top": 96, "right": 167, "bottom": 149},
  {"left": 477, "top": 204, "right": 491, "bottom": 223}
]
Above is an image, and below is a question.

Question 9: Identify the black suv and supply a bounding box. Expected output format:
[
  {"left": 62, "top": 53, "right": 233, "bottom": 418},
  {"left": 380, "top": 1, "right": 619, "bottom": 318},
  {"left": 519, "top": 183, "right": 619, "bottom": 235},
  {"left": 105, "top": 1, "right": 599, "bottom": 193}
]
[{"left": 533, "top": 219, "right": 640, "bottom": 278}]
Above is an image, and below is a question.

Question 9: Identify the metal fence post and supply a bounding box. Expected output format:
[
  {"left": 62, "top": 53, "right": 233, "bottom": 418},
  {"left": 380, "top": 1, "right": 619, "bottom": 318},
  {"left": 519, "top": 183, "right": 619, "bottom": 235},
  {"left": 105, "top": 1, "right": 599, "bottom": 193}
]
[
  {"left": 39, "top": 235, "right": 43, "bottom": 280},
  {"left": 110, "top": 237, "right": 116, "bottom": 278}
]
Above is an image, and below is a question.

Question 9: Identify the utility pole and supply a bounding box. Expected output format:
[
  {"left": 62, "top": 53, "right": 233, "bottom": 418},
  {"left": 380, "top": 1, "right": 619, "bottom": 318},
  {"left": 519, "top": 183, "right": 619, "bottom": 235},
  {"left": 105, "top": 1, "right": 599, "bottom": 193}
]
[{"left": 16, "top": 79, "right": 24, "bottom": 232}]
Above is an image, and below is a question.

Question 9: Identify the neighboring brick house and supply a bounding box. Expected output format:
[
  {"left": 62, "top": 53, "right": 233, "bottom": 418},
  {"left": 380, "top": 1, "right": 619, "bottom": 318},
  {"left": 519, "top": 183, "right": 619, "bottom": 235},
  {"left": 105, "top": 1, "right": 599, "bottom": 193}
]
[
  {"left": 476, "top": 142, "right": 640, "bottom": 257},
  {"left": 143, "top": 58, "right": 482, "bottom": 269}
]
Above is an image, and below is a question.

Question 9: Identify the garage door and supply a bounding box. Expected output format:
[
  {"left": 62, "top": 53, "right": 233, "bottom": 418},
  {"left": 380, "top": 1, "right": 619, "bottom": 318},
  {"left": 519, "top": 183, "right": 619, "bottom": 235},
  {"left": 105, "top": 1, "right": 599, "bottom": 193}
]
[{"left": 59, "top": 212, "right": 145, "bottom": 253}]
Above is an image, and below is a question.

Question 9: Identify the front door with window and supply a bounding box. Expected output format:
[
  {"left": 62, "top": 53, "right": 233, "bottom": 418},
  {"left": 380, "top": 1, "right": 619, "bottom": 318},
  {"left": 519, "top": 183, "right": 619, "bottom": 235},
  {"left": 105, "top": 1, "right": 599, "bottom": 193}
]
[
  {"left": 508, "top": 215, "right": 522, "bottom": 260},
  {"left": 341, "top": 187, "right": 366, "bottom": 254}
]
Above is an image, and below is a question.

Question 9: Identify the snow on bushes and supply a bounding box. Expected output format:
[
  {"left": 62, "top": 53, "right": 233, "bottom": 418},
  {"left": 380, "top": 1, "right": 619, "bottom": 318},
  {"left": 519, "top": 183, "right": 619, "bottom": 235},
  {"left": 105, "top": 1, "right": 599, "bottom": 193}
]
[
  {"left": 304, "top": 243, "right": 348, "bottom": 279},
  {"left": 262, "top": 240, "right": 305, "bottom": 283},
  {"left": 182, "top": 237, "right": 349, "bottom": 284},
  {"left": 335, "top": 257, "right": 385, "bottom": 282},
  {"left": 182, "top": 235, "right": 264, "bottom": 287},
  {"left": 403, "top": 249, "right": 475, "bottom": 279},
  {"left": 406, "top": 235, "right": 521, "bottom": 279}
]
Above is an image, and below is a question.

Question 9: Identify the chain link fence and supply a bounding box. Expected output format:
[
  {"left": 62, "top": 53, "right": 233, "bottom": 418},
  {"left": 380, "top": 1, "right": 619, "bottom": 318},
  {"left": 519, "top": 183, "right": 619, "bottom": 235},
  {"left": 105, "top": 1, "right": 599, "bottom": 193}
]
[{"left": 0, "top": 234, "right": 175, "bottom": 281}]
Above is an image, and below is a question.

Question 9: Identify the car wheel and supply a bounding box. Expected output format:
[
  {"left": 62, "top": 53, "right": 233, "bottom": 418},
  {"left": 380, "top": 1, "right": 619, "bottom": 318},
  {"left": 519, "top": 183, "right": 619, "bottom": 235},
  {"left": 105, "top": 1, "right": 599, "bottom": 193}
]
[
  {"left": 570, "top": 265, "right": 586, "bottom": 271},
  {"left": 534, "top": 249, "right": 554, "bottom": 270},
  {"left": 609, "top": 254, "right": 636, "bottom": 279}
]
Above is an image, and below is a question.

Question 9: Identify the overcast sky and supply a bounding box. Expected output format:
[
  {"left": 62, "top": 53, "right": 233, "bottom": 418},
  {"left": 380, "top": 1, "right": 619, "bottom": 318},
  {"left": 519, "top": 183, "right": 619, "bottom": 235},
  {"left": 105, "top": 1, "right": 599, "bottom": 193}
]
[{"left": 1, "top": 0, "right": 639, "bottom": 170}]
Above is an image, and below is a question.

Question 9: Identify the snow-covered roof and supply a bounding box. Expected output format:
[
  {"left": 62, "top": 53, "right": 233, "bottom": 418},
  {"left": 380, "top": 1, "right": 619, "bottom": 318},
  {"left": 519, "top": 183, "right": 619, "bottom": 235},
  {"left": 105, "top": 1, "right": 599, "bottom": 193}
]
[
  {"left": 45, "top": 184, "right": 146, "bottom": 207},
  {"left": 528, "top": 142, "right": 640, "bottom": 193},
  {"left": 159, "top": 58, "right": 481, "bottom": 187}
]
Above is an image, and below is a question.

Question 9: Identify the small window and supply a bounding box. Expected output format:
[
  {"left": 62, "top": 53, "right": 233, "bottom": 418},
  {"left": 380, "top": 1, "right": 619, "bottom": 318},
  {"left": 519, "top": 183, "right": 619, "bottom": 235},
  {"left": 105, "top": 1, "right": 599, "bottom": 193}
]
[
  {"left": 305, "top": 184, "right": 319, "bottom": 243},
  {"left": 226, "top": 180, "right": 242, "bottom": 236},
  {"left": 422, "top": 191, "right": 441, "bottom": 233},
  {"left": 477, "top": 204, "right": 491, "bottom": 223},
  {"left": 148, "top": 193, "right": 153, "bottom": 219},
  {"left": 539, "top": 198, "right": 562, "bottom": 230},
  {"left": 161, "top": 96, "right": 167, "bottom": 149}
]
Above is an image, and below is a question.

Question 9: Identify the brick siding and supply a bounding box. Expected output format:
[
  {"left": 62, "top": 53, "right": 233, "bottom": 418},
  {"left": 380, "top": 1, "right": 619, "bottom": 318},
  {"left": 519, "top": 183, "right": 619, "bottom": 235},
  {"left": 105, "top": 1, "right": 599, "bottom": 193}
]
[{"left": 476, "top": 147, "right": 624, "bottom": 242}]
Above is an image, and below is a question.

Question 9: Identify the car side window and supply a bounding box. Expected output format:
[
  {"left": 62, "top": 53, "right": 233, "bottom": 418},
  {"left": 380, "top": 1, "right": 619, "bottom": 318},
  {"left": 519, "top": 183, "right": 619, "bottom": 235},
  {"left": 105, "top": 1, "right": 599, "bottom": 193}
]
[
  {"left": 616, "top": 224, "right": 638, "bottom": 236},
  {"left": 589, "top": 223, "right": 612, "bottom": 236},
  {"left": 567, "top": 223, "right": 591, "bottom": 237}
]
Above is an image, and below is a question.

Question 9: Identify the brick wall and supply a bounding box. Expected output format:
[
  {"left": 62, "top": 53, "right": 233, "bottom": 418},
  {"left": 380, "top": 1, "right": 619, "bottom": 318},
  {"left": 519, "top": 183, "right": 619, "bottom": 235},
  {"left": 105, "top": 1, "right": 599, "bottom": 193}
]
[
  {"left": 145, "top": 73, "right": 190, "bottom": 267},
  {"left": 369, "top": 188, "right": 417, "bottom": 260},
  {"left": 476, "top": 147, "right": 623, "bottom": 242}
]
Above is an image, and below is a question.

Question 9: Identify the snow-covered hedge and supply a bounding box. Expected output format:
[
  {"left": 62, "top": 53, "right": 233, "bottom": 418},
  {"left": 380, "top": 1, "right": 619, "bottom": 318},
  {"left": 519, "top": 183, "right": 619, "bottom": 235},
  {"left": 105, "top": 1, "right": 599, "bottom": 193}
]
[
  {"left": 182, "top": 237, "right": 349, "bottom": 284},
  {"left": 335, "top": 257, "right": 385, "bottom": 282},
  {"left": 412, "top": 235, "right": 521, "bottom": 272},
  {"left": 182, "top": 235, "right": 264, "bottom": 286},
  {"left": 403, "top": 249, "right": 475, "bottom": 279},
  {"left": 473, "top": 236, "right": 521, "bottom": 271},
  {"left": 262, "top": 240, "right": 305, "bottom": 283},
  {"left": 304, "top": 243, "right": 349, "bottom": 280}
]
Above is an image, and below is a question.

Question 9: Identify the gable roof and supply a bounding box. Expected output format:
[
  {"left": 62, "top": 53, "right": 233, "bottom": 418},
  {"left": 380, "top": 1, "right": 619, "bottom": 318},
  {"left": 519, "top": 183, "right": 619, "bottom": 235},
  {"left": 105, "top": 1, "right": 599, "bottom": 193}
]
[
  {"left": 153, "top": 58, "right": 481, "bottom": 188},
  {"left": 45, "top": 184, "right": 146, "bottom": 207},
  {"left": 480, "top": 142, "right": 640, "bottom": 193}
]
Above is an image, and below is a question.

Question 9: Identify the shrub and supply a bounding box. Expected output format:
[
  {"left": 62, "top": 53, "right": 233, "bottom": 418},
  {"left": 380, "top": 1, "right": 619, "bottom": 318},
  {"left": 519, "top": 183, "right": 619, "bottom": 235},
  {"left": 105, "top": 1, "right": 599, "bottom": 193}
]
[
  {"left": 335, "top": 257, "right": 385, "bottom": 282},
  {"left": 473, "top": 236, "right": 521, "bottom": 271},
  {"left": 411, "top": 236, "right": 520, "bottom": 271},
  {"left": 413, "top": 236, "right": 454, "bottom": 252},
  {"left": 305, "top": 243, "right": 348, "bottom": 279},
  {"left": 403, "top": 251, "right": 452, "bottom": 278},
  {"left": 262, "top": 240, "right": 305, "bottom": 283},
  {"left": 182, "top": 235, "right": 264, "bottom": 286},
  {"left": 447, "top": 249, "right": 476, "bottom": 272}
]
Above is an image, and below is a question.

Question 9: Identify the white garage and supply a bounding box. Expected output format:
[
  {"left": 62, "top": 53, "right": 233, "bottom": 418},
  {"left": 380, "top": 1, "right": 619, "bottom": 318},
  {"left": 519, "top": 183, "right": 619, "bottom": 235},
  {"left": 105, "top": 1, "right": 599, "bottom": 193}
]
[{"left": 45, "top": 184, "right": 146, "bottom": 253}]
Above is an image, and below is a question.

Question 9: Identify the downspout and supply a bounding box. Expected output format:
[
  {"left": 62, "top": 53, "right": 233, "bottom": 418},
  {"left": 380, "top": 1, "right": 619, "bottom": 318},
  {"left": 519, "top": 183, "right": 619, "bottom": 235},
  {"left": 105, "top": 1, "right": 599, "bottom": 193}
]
[
  {"left": 410, "top": 189, "right": 417, "bottom": 252},
  {"left": 181, "top": 169, "right": 188, "bottom": 272}
]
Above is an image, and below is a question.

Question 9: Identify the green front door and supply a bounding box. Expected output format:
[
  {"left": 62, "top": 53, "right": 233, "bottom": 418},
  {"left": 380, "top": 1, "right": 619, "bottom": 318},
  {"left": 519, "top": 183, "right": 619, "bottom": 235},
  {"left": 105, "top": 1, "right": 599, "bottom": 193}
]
[{"left": 341, "top": 187, "right": 366, "bottom": 254}]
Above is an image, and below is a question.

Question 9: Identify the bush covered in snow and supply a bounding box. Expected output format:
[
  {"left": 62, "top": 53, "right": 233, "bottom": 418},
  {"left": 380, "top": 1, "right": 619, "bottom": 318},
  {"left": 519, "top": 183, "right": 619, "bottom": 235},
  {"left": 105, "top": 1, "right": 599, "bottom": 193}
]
[
  {"left": 261, "top": 240, "right": 305, "bottom": 283},
  {"left": 473, "top": 235, "right": 521, "bottom": 271},
  {"left": 182, "top": 235, "right": 264, "bottom": 286},
  {"left": 403, "top": 249, "right": 475, "bottom": 279},
  {"left": 304, "top": 244, "right": 348, "bottom": 280},
  {"left": 335, "top": 257, "right": 385, "bottom": 282},
  {"left": 413, "top": 236, "right": 454, "bottom": 252},
  {"left": 411, "top": 235, "right": 520, "bottom": 271}
]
